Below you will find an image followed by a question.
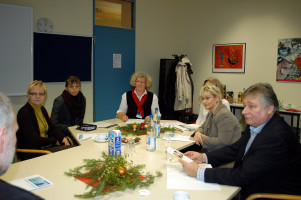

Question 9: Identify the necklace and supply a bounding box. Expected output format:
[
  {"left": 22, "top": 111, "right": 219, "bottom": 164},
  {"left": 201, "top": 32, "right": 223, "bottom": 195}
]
[{"left": 207, "top": 114, "right": 213, "bottom": 131}]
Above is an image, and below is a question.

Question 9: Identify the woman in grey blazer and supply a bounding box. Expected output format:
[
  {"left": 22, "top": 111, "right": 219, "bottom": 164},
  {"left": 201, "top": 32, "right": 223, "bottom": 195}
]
[{"left": 192, "top": 85, "right": 241, "bottom": 152}]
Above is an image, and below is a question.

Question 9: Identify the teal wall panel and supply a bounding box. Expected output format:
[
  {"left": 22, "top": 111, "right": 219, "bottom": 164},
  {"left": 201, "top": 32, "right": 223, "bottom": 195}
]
[{"left": 93, "top": 26, "right": 135, "bottom": 121}]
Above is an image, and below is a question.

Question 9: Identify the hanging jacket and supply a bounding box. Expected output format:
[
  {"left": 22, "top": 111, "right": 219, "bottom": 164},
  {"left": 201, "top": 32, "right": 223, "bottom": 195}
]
[{"left": 174, "top": 64, "right": 192, "bottom": 110}]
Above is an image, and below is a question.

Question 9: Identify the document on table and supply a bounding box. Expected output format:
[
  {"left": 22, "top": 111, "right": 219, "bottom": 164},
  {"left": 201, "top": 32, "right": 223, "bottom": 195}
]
[
  {"left": 163, "top": 134, "right": 195, "bottom": 143},
  {"left": 125, "top": 119, "right": 144, "bottom": 124},
  {"left": 76, "top": 133, "right": 107, "bottom": 141},
  {"left": 161, "top": 122, "right": 199, "bottom": 132},
  {"left": 182, "top": 123, "right": 200, "bottom": 130},
  {"left": 92, "top": 121, "right": 117, "bottom": 128},
  {"left": 10, "top": 174, "right": 53, "bottom": 191},
  {"left": 166, "top": 163, "right": 220, "bottom": 190}
]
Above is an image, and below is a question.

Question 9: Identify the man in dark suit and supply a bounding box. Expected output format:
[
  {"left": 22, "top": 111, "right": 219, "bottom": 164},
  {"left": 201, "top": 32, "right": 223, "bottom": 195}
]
[
  {"left": 180, "top": 83, "right": 301, "bottom": 199},
  {"left": 0, "top": 92, "right": 43, "bottom": 200}
]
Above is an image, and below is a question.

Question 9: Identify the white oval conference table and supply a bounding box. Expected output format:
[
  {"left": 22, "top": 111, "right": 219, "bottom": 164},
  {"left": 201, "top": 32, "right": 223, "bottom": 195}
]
[{"left": 2, "top": 118, "right": 240, "bottom": 200}]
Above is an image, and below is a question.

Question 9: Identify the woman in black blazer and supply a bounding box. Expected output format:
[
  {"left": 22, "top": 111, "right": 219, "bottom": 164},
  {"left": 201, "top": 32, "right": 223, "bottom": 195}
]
[{"left": 17, "top": 80, "right": 71, "bottom": 160}]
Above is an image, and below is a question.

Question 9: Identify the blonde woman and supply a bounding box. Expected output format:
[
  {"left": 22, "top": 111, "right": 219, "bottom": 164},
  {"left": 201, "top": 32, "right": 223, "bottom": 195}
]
[
  {"left": 192, "top": 84, "right": 241, "bottom": 152},
  {"left": 117, "top": 72, "right": 160, "bottom": 122},
  {"left": 17, "top": 80, "right": 71, "bottom": 160},
  {"left": 196, "top": 77, "right": 230, "bottom": 125}
]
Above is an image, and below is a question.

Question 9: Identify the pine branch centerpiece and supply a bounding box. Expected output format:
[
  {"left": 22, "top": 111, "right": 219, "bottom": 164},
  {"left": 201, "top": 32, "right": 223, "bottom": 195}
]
[
  {"left": 65, "top": 152, "right": 162, "bottom": 198},
  {"left": 116, "top": 122, "right": 177, "bottom": 136}
]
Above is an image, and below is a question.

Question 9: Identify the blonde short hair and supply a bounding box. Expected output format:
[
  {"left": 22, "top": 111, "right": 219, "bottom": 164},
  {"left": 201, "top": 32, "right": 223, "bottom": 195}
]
[
  {"left": 27, "top": 80, "right": 47, "bottom": 94},
  {"left": 130, "top": 72, "right": 152, "bottom": 90},
  {"left": 200, "top": 84, "right": 222, "bottom": 101},
  {"left": 203, "top": 77, "right": 225, "bottom": 97}
]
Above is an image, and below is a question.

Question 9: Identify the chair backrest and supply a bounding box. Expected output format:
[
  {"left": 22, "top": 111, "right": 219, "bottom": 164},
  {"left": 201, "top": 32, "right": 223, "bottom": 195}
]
[
  {"left": 16, "top": 149, "right": 52, "bottom": 154},
  {"left": 246, "top": 193, "right": 301, "bottom": 200},
  {"left": 14, "top": 148, "right": 52, "bottom": 162}
]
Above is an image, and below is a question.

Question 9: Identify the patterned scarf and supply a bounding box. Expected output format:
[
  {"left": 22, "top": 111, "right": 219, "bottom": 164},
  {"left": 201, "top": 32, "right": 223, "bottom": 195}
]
[{"left": 132, "top": 89, "right": 148, "bottom": 118}]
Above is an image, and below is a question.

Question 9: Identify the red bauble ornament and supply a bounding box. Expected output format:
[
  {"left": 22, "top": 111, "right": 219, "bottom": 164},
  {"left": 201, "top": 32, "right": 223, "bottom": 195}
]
[{"left": 140, "top": 122, "right": 146, "bottom": 130}]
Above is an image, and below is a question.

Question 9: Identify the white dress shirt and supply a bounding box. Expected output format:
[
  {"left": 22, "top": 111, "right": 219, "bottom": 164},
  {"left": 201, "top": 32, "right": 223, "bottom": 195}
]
[{"left": 116, "top": 89, "right": 160, "bottom": 117}]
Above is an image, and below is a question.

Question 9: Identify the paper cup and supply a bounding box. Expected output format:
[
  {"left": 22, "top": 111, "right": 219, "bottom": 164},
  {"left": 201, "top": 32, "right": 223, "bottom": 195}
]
[{"left": 173, "top": 191, "right": 190, "bottom": 200}]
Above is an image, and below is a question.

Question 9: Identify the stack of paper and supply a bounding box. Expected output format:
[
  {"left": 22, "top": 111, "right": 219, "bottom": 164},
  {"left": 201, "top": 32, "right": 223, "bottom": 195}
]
[
  {"left": 166, "top": 163, "right": 220, "bottom": 190},
  {"left": 125, "top": 119, "right": 144, "bottom": 125},
  {"left": 163, "top": 134, "right": 195, "bottom": 143}
]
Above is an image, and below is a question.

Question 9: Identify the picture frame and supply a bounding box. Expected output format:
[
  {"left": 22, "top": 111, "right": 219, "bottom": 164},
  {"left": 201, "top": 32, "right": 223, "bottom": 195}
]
[
  {"left": 212, "top": 43, "right": 246, "bottom": 73},
  {"left": 277, "top": 38, "right": 301, "bottom": 82}
]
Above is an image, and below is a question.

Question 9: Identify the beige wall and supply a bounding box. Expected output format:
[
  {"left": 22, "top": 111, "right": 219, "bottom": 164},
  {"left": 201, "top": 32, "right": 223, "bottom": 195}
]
[
  {"left": 1, "top": 0, "right": 301, "bottom": 126},
  {"left": 136, "top": 0, "right": 301, "bottom": 126},
  {"left": 0, "top": 0, "right": 94, "bottom": 123}
]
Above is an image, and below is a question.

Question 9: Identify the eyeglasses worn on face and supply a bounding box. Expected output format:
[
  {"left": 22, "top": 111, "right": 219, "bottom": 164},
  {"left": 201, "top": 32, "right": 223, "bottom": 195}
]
[
  {"left": 200, "top": 96, "right": 213, "bottom": 102},
  {"left": 29, "top": 92, "right": 45, "bottom": 97}
]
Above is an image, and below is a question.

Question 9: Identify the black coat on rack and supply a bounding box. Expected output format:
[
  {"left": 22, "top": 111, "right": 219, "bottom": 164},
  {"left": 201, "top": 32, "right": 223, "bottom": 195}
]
[{"left": 159, "top": 55, "right": 194, "bottom": 121}]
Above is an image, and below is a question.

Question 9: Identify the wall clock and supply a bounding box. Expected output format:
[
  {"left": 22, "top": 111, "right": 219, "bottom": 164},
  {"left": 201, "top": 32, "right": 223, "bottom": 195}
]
[{"left": 37, "top": 17, "right": 53, "bottom": 33}]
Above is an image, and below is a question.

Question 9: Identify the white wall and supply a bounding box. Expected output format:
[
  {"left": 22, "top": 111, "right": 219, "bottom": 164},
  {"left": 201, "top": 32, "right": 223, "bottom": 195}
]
[
  {"left": 0, "top": 0, "right": 94, "bottom": 123},
  {"left": 1, "top": 0, "right": 301, "bottom": 126},
  {"left": 136, "top": 0, "right": 301, "bottom": 127}
]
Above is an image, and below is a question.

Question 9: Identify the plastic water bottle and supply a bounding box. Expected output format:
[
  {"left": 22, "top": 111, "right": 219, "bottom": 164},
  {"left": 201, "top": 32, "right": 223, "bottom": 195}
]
[
  {"left": 146, "top": 115, "right": 156, "bottom": 152},
  {"left": 154, "top": 108, "right": 161, "bottom": 138}
]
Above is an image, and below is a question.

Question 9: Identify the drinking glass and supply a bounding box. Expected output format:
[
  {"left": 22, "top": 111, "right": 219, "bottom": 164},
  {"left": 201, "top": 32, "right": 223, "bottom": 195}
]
[
  {"left": 165, "top": 131, "right": 172, "bottom": 143},
  {"left": 165, "top": 132, "right": 173, "bottom": 162},
  {"left": 129, "top": 139, "right": 135, "bottom": 152},
  {"left": 124, "top": 141, "right": 134, "bottom": 161}
]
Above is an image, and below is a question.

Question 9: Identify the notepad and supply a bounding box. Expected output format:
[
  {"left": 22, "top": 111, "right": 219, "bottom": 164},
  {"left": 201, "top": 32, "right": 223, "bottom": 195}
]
[{"left": 10, "top": 174, "right": 53, "bottom": 191}]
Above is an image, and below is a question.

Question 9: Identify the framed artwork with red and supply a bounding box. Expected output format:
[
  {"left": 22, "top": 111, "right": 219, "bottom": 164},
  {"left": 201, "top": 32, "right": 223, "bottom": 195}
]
[
  {"left": 277, "top": 38, "right": 301, "bottom": 82},
  {"left": 212, "top": 43, "right": 246, "bottom": 73}
]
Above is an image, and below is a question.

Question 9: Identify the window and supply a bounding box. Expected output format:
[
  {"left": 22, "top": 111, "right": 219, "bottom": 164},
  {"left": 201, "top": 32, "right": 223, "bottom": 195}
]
[{"left": 95, "top": 0, "right": 133, "bottom": 29}]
